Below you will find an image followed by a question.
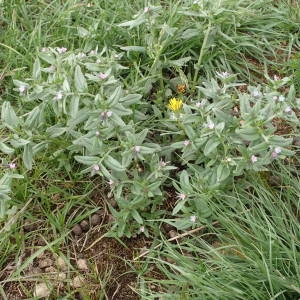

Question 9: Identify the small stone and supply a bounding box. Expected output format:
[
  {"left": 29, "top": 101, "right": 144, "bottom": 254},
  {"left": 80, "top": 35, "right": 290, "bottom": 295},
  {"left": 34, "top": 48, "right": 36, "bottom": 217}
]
[
  {"left": 80, "top": 220, "right": 90, "bottom": 232},
  {"left": 107, "top": 214, "right": 115, "bottom": 223},
  {"left": 91, "top": 214, "right": 101, "bottom": 226},
  {"left": 72, "top": 224, "right": 83, "bottom": 236},
  {"left": 57, "top": 272, "right": 66, "bottom": 280},
  {"left": 29, "top": 267, "right": 42, "bottom": 275},
  {"left": 96, "top": 209, "right": 105, "bottom": 216},
  {"left": 168, "top": 230, "right": 177, "bottom": 238},
  {"left": 71, "top": 275, "right": 85, "bottom": 288},
  {"left": 39, "top": 258, "right": 53, "bottom": 269},
  {"left": 56, "top": 257, "right": 68, "bottom": 271},
  {"left": 292, "top": 137, "right": 300, "bottom": 147},
  {"left": 23, "top": 219, "right": 35, "bottom": 232},
  {"left": 34, "top": 283, "right": 51, "bottom": 298},
  {"left": 76, "top": 258, "right": 89, "bottom": 272},
  {"left": 162, "top": 223, "right": 174, "bottom": 232},
  {"left": 45, "top": 266, "right": 57, "bottom": 274}
]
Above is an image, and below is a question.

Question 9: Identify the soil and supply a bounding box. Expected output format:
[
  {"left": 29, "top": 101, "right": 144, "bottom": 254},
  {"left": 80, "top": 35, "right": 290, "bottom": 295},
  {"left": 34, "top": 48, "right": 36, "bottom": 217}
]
[
  {"left": 0, "top": 185, "right": 166, "bottom": 300},
  {"left": 1, "top": 222, "right": 157, "bottom": 299}
]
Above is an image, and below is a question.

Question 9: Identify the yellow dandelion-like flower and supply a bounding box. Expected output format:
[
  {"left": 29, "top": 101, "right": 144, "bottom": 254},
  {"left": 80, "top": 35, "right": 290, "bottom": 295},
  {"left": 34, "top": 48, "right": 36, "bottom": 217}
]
[{"left": 167, "top": 98, "right": 183, "bottom": 112}]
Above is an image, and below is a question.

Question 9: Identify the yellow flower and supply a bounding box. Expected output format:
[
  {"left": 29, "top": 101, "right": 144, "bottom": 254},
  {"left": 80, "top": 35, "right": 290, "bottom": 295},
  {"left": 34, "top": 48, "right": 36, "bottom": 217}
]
[{"left": 167, "top": 98, "right": 183, "bottom": 112}]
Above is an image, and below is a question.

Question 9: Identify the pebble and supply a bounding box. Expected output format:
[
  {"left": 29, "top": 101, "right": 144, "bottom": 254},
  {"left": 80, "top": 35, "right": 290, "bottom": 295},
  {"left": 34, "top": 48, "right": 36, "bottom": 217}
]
[
  {"left": 96, "top": 209, "right": 105, "bottom": 216},
  {"left": 34, "top": 283, "right": 51, "bottom": 298},
  {"left": 107, "top": 214, "right": 115, "bottom": 223},
  {"left": 76, "top": 258, "right": 89, "bottom": 272},
  {"left": 168, "top": 230, "right": 177, "bottom": 238},
  {"left": 29, "top": 267, "right": 42, "bottom": 275},
  {"left": 80, "top": 220, "right": 90, "bottom": 232},
  {"left": 71, "top": 275, "right": 85, "bottom": 288},
  {"left": 72, "top": 224, "right": 83, "bottom": 236},
  {"left": 91, "top": 214, "right": 101, "bottom": 226},
  {"left": 57, "top": 257, "right": 68, "bottom": 271},
  {"left": 39, "top": 258, "right": 53, "bottom": 269},
  {"left": 45, "top": 266, "right": 56, "bottom": 273},
  {"left": 57, "top": 272, "right": 66, "bottom": 280},
  {"left": 162, "top": 223, "right": 174, "bottom": 232}
]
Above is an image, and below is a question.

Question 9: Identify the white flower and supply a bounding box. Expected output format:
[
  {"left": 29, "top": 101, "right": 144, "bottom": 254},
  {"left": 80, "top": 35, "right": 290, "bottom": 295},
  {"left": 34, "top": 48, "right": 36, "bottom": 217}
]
[
  {"left": 159, "top": 160, "right": 167, "bottom": 167},
  {"left": 100, "top": 111, "right": 112, "bottom": 120},
  {"left": 274, "top": 75, "right": 280, "bottom": 81},
  {"left": 285, "top": 106, "right": 292, "bottom": 113},
  {"left": 272, "top": 96, "right": 278, "bottom": 101},
  {"left": 99, "top": 73, "right": 108, "bottom": 80},
  {"left": 95, "top": 131, "right": 100, "bottom": 136},
  {"left": 195, "top": 102, "right": 203, "bottom": 108},
  {"left": 279, "top": 95, "right": 285, "bottom": 102},
  {"left": 190, "top": 215, "right": 196, "bottom": 223},
  {"left": 93, "top": 165, "right": 100, "bottom": 171},
  {"left": 216, "top": 71, "right": 230, "bottom": 79},
  {"left": 207, "top": 122, "right": 215, "bottom": 129},
  {"left": 251, "top": 155, "right": 258, "bottom": 163},
  {"left": 177, "top": 193, "right": 186, "bottom": 200},
  {"left": 139, "top": 226, "right": 145, "bottom": 233},
  {"left": 19, "top": 85, "right": 27, "bottom": 94},
  {"left": 183, "top": 140, "right": 190, "bottom": 146},
  {"left": 274, "top": 146, "right": 281, "bottom": 154},
  {"left": 55, "top": 91, "right": 63, "bottom": 100},
  {"left": 108, "top": 179, "right": 114, "bottom": 186},
  {"left": 9, "top": 163, "right": 16, "bottom": 169},
  {"left": 77, "top": 52, "right": 86, "bottom": 59},
  {"left": 57, "top": 47, "right": 67, "bottom": 54},
  {"left": 89, "top": 49, "right": 97, "bottom": 55},
  {"left": 144, "top": 7, "right": 150, "bottom": 13},
  {"left": 252, "top": 90, "right": 260, "bottom": 98},
  {"left": 134, "top": 146, "right": 141, "bottom": 153}
]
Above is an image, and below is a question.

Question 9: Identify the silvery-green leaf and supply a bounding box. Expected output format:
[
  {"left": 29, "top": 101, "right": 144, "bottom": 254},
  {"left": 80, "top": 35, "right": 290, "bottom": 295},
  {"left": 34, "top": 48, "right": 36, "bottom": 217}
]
[
  {"left": 74, "top": 65, "right": 87, "bottom": 92},
  {"left": 23, "top": 143, "right": 33, "bottom": 170},
  {"left": 74, "top": 155, "right": 99, "bottom": 165},
  {"left": 0, "top": 142, "right": 14, "bottom": 154},
  {"left": 1, "top": 102, "right": 20, "bottom": 129}
]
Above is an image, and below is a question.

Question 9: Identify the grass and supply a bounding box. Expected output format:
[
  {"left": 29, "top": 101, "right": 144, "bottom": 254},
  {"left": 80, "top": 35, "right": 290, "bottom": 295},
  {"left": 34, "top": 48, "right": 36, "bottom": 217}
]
[
  {"left": 0, "top": 0, "right": 299, "bottom": 299},
  {"left": 138, "top": 161, "right": 300, "bottom": 299}
]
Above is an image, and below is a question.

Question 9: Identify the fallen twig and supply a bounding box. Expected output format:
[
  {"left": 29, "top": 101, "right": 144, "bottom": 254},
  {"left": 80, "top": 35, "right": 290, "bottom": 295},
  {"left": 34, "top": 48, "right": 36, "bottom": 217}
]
[{"left": 133, "top": 221, "right": 219, "bottom": 261}]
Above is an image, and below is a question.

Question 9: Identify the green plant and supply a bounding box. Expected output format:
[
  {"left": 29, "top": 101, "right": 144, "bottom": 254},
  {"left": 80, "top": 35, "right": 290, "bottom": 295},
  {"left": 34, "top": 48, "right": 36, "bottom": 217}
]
[{"left": 2, "top": 44, "right": 297, "bottom": 236}]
